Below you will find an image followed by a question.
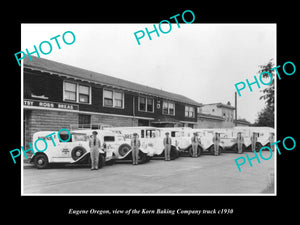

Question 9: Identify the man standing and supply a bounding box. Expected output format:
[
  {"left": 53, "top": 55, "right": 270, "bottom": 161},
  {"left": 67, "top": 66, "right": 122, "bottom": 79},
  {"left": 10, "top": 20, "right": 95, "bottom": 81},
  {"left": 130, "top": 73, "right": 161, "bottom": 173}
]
[
  {"left": 250, "top": 132, "right": 258, "bottom": 152},
  {"left": 191, "top": 132, "right": 199, "bottom": 158},
  {"left": 131, "top": 133, "right": 141, "bottom": 165},
  {"left": 237, "top": 132, "right": 244, "bottom": 154},
  {"left": 163, "top": 132, "right": 172, "bottom": 161},
  {"left": 212, "top": 132, "right": 221, "bottom": 156},
  {"left": 89, "top": 131, "right": 101, "bottom": 170}
]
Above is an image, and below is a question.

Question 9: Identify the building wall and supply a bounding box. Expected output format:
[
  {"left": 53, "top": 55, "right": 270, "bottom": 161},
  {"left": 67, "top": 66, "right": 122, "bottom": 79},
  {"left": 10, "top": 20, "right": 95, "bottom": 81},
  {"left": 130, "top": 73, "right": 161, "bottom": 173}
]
[
  {"left": 196, "top": 117, "right": 224, "bottom": 128},
  {"left": 196, "top": 116, "right": 235, "bottom": 129},
  {"left": 200, "top": 105, "right": 220, "bottom": 116},
  {"left": 24, "top": 70, "right": 198, "bottom": 123},
  {"left": 90, "top": 113, "right": 138, "bottom": 127},
  {"left": 24, "top": 109, "right": 78, "bottom": 149}
]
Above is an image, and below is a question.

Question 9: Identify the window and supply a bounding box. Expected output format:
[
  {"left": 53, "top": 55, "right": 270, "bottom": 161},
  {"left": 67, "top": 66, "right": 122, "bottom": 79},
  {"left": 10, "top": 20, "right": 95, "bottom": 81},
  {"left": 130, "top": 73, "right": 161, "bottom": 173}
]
[
  {"left": 78, "top": 85, "right": 90, "bottom": 103},
  {"left": 64, "top": 82, "right": 77, "bottom": 101},
  {"left": 185, "top": 106, "right": 195, "bottom": 118},
  {"left": 72, "top": 133, "right": 88, "bottom": 142},
  {"left": 147, "top": 98, "right": 153, "bottom": 112},
  {"left": 162, "top": 100, "right": 175, "bottom": 115},
  {"left": 103, "top": 90, "right": 113, "bottom": 107},
  {"left": 78, "top": 114, "right": 91, "bottom": 125},
  {"left": 114, "top": 91, "right": 123, "bottom": 108},
  {"left": 138, "top": 96, "right": 154, "bottom": 112},
  {"left": 163, "top": 101, "right": 169, "bottom": 115},
  {"left": 139, "top": 97, "right": 146, "bottom": 111},
  {"left": 103, "top": 89, "right": 124, "bottom": 108},
  {"left": 104, "top": 136, "right": 115, "bottom": 142},
  {"left": 63, "top": 81, "right": 91, "bottom": 104}
]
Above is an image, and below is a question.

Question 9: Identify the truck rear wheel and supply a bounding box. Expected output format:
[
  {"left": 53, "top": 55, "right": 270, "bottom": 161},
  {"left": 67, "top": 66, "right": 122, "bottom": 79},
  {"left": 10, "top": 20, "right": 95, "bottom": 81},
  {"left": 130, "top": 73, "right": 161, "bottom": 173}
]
[
  {"left": 138, "top": 151, "right": 148, "bottom": 164},
  {"left": 71, "top": 146, "right": 87, "bottom": 161},
  {"left": 255, "top": 142, "right": 263, "bottom": 152},
  {"left": 188, "top": 145, "right": 201, "bottom": 157},
  {"left": 98, "top": 154, "right": 105, "bottom": 168},
  {"left": 118, "top": 144, "right": 131, "bottom": 157},
  {"left": 170, "top": 147, "right": 179, "bottom": 160}
]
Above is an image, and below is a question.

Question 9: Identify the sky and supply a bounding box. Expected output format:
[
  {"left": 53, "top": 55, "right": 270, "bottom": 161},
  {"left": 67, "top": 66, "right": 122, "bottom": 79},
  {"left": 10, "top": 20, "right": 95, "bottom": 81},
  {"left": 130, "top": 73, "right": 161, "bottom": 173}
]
[{"left": 21, "top": 23, "right": 276, "bottom": 123}]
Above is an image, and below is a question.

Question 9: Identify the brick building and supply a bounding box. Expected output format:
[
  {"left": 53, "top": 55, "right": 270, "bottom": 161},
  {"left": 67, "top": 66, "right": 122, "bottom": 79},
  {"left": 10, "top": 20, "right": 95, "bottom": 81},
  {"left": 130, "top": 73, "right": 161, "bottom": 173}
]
[{"left": 23, "top": 56, "right": 201, "bottom": 146}]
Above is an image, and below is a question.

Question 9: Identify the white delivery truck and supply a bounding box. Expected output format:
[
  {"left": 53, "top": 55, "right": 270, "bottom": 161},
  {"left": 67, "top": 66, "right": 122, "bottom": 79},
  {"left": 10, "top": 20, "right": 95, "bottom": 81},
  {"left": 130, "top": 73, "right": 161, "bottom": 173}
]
[{"left": 30, "top": 129, "right": 121, "bottom": 169}]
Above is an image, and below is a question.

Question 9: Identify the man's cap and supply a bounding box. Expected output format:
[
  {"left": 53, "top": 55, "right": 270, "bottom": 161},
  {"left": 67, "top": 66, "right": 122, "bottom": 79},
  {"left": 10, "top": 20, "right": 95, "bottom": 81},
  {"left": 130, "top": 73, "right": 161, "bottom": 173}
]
[{"left": 92, "top": 131, "right": 98, "bottom": 135}]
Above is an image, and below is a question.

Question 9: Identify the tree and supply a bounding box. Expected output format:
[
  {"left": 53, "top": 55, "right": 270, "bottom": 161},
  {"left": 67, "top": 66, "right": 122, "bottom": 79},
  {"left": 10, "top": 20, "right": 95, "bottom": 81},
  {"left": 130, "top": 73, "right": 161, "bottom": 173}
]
[{"left": 254, "top": 59, "right": 275, "bottom": 127}]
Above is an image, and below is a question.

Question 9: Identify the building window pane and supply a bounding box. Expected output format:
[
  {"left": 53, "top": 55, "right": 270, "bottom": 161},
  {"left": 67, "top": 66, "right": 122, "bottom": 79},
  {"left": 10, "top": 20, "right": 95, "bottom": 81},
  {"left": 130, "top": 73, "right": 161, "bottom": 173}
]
[
  {"left": 65, "top": 91, "right": 76, "bottom": 101},
  {"left": 169, "top": 102, "right": 175, "bottom": 115},
  {"left": 113, "top": 91, "right": 123, "bottom": 108},
  {"left": 162, "top": 101, "right": 168, "bottom": 114},
  {"left": 65, "top": 82, "right": 76, "bottom": 92},
  {"left": 139, "top": 97, "right": 146, "bottom": 111},
  {"left": 114, "top": 99, "right": 122, "bottom": 108},
  {"left": 64, "top": 82, "right": 77, "bottom": 101},
  {"left": 79, "top": 94, "right": 89, "bottom": 103},
  {"left": 79, "top": 85, "right": 89, "bottom": 95},
  {"left": 185, "top": 109, "right": 189, "bottom": 117},
  {"left": 147, "top": 98, "right": 153, "bottom": 112},
  {"left": 78, "top": 85, "right": 90, "bottom": 103},
  {"left": 103, "top": 90, "right": 113, "bottom": 107},
  {"left": 104, "top": 98, "right": 113, "bottom": 107}
]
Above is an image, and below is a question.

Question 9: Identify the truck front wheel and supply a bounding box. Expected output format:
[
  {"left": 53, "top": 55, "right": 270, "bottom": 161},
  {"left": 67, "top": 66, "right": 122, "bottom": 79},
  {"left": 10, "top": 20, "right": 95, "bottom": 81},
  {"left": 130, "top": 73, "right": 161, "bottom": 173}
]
[{"left": 33, "top": 153, "right": 49, "bottom": 169}]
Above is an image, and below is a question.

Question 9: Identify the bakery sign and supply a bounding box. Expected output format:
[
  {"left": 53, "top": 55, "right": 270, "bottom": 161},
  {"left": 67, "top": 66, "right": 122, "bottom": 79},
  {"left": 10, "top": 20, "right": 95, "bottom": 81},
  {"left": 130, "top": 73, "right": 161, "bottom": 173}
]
[{"left": 24, "top": 99, "right": 79, "bottom": 111}]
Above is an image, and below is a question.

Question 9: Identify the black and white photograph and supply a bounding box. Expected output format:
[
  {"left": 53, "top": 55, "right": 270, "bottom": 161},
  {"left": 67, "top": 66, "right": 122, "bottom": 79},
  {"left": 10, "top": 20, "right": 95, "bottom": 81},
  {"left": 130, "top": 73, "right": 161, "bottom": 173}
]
[{"left": 21, "top": 23, "right": 276, "bottom": 195}]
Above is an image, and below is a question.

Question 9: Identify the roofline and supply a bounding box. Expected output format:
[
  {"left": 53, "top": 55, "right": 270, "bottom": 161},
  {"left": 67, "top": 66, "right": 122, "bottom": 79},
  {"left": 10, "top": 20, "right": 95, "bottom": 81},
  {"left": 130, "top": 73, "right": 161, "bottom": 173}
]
[
  {"left": 201, "top": 102, "right": 235, "bottom": 109},
  {"left": 234, "top": 119, "right": 251, "bottom": 125}
]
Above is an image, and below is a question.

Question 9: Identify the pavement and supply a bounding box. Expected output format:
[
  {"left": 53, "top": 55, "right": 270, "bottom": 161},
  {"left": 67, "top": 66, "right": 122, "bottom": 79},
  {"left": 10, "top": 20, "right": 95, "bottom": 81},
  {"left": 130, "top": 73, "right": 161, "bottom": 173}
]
[{"left": 22, "top": 152, "right": 275, "bottom": 195}]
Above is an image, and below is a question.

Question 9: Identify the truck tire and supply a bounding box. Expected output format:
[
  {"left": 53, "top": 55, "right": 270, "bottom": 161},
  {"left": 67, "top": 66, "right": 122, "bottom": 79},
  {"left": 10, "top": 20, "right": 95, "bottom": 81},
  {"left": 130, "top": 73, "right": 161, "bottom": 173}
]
[
  {"left": 98, "top": 154, "right": 105, "bottom": 168},
  {"left": 71, "top": 146, "right": 87, "bottom": 161},
  {"left": 255, "top": 142, "right": 263, "bottom": 152},
  {"left": 170, "top": 147, "right": 179, "bottom": 160},
  {"left": 33, "top": 153, "right": 49, "bottom": 169},
  {"left": 118, "top": 144, "right": 131, "bottom": 157},
  {"left": 138, "top": 151, "right": 148, "bottom": 164}
]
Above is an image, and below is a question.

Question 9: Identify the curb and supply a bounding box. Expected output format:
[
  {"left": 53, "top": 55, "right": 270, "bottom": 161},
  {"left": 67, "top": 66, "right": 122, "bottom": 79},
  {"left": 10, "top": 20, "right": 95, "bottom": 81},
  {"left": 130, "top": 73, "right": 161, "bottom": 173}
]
[{"left": 23, "top": 163, "right": 34, "bottom": 169}]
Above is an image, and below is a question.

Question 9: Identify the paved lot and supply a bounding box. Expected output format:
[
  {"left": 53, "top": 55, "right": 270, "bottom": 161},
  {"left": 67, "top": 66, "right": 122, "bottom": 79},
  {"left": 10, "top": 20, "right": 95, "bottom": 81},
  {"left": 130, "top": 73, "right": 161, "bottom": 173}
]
[{"left": 22, "top": 152, "right": 275, "bottom": 195}]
